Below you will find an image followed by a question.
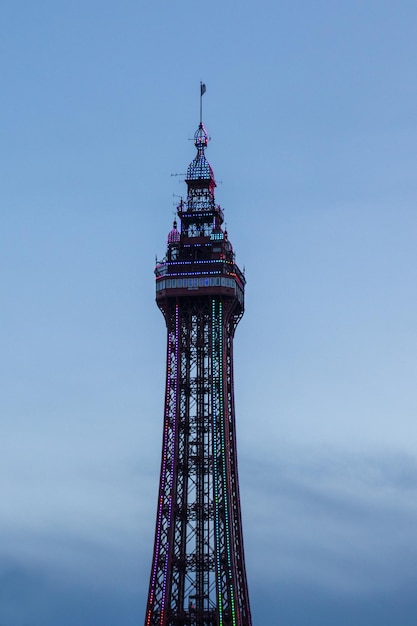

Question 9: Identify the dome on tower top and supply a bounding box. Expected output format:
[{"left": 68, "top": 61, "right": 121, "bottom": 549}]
[
  {"left": 167, "top": 220, "right": 180, "bottom": 244},
  {"left": 186, "top": 122, "right": 216, "bottom": 190}
]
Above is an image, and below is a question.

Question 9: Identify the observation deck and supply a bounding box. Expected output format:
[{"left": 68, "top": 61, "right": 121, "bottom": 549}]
[{"left": 155, "top": 231, "right": 245, "bottom": 309}]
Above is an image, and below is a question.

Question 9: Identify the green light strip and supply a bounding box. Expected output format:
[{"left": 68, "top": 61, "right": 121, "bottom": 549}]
[
  {"left": 218, "top": 302, "right": 237, "bottom": 626},
  {"left": 212, "top": 299, "right": 223, "bottom": 626}
]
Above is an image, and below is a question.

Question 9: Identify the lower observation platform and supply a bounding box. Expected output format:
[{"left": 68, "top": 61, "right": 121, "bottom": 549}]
[
  {"left": 156, "top": 272, "right": 244, "bottom": 306},
  {"left": 155, "top": 255, "right": 245, "bottom": 308}
]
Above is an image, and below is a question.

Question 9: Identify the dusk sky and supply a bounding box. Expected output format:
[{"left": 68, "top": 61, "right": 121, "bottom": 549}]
[{"left": 1, "top": 1, "right": 417, "bottom": 624}]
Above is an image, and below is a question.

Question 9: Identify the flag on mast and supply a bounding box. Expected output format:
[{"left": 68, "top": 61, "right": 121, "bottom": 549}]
[{"left": 200, "top": 83, "right": 206, "bottom": 96}]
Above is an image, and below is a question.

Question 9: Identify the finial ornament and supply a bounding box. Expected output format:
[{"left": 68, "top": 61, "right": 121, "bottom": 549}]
[{"left": 194, "top": 123, "right": 208, "bottom": 150}]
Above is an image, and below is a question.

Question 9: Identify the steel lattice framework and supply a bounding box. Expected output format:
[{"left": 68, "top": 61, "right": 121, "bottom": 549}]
[{"left": 144, "top": 117, "right": 251, "bottom": 626}]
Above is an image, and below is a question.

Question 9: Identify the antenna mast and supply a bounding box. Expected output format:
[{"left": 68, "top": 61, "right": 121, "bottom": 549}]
[{"left": 200, "top": 81, "right": 206, "bottom": 124}]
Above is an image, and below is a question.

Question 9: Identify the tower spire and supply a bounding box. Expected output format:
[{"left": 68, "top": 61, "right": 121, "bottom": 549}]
[{"left": 145, "top": 98, "right": 251, "bottom": 626}]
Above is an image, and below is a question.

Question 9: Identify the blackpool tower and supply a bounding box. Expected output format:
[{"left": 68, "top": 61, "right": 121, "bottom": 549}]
[{"left": 144, "top": 89, "right": 252, "bottom": 626}]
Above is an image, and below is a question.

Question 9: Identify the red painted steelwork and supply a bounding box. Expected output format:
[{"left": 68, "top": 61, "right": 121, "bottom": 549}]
[{"left": 144, "top": 116, "right": 251, "bottom": 626}]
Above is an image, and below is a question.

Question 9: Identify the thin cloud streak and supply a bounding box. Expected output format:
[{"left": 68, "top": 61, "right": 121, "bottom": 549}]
[{"left": 241, "top": 446, "right": 417, "bottom": 595}]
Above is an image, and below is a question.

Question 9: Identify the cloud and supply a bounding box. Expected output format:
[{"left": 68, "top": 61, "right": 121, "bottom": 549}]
[
  {"left": 0, "top": 558, "right": 141, "bottom": 626},
  {"left": 241, "top": 445, "right": 417, "bottom": 596}
]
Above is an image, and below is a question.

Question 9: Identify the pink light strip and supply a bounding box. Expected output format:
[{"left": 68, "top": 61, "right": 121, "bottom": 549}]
[
  {"left": 147, "top": 307, "right": 179, "bottom": 624},
  {"left": 160, "top": 304, "right": 179, "bottom": 624}
]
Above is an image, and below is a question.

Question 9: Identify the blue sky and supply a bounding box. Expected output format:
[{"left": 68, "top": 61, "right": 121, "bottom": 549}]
[{"left": 1, "top": 1, "right": 417, "bottom": 624}]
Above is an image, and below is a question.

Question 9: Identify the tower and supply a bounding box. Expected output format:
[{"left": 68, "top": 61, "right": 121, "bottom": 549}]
[{"left": 145, "top": 98, "right": 251, "bottom": 626}]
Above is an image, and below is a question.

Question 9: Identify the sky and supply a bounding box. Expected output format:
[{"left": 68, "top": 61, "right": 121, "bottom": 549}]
[{"left": 1, "top": 1, "right": 417, "bottom": 624}]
